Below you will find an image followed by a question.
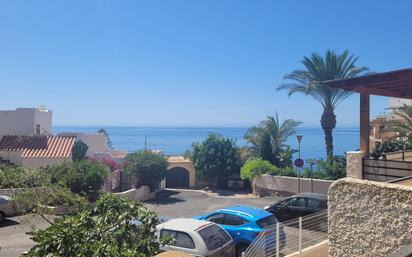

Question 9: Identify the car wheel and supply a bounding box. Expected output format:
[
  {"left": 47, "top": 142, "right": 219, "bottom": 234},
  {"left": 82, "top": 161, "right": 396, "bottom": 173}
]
[
  {"left": 236, "top": 244, "right": 249, "bottom": 257},
  {"left": 0, "top": 211, "right": 4, "bottom": 223}
]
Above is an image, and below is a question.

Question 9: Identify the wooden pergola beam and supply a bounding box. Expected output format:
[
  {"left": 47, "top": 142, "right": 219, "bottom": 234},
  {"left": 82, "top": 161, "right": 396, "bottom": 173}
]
[{"left": 360, "top": 93, "right": 370, "bottom": 154}]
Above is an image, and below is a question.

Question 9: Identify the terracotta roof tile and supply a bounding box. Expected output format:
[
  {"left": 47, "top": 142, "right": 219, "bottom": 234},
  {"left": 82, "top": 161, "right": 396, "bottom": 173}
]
[{"left": 0, "top": 135, "right": 75, "bottom": 158}]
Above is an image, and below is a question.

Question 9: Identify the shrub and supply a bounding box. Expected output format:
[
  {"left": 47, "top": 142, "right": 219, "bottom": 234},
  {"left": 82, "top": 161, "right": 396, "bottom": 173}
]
[
  {"left": 72, "top": 140, "right": 89, "bottom": 161},
  {"left": 188, "top": 133, "right": 241, "bottom": 185},
  {"left": 276, "top": 167, "right": 298, "bottom": 177},
  {"left": 23, "top": 194, "right": 162, "bottom": 257},
  {"left": 240, "top": 159, "right": 277, "bottom": 180},
  {"left": 49, "top": 160, "right": 108, "bottom": 197},
  {"left": 124, "top": 151, "right": 168, "bottom": 191},
  {"left": 302, "top": 155, "right": 346, "bottom": 180},
  {"left": 0, "top": 166, "right": 50, "bottom": 189}
]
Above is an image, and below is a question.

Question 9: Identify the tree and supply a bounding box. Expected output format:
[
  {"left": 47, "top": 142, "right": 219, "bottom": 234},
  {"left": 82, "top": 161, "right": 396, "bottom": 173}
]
[
  {"left": 49, "top": 160, "right": 108, "bottom": 197},
  {"left": 278, "top": 50, "right": 369, "bottom": 158},
  {"left": 240, "top": 159, "right": 277, "bottom": 181},
  {"left": 124, "top": 151, "right": 168, "bottom": 191},
  {"left": 23, "top": 194, "right": 162, "bottom": 257},
  {"left": 72, "top": 140, "right": 89, "bottom": 161},
  {"left": 391, "top": 104, "right": 412, "bottom": 141},
  {"left": 244, "top": 114, "right": 301, "bottom": 168},
  {"left": 98, "top": 128, "right": 113, "bottom": 149},
  {"left": 188, "top": 133, "right": 241, "bottom": 186}
]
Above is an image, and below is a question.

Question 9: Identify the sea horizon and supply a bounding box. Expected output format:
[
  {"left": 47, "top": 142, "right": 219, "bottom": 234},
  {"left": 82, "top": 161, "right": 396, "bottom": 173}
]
[{"left": 53, "top": 126, "right": 360, "bottom": 160}]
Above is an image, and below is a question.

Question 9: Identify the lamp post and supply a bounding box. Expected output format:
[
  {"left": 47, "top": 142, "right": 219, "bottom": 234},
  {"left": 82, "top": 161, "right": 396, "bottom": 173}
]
[
  {"left": 307, "top": 159, "right": 317, "bottom": 193},
  {"left": 296, "top": 135, "right": 303, "bottom": 193}
]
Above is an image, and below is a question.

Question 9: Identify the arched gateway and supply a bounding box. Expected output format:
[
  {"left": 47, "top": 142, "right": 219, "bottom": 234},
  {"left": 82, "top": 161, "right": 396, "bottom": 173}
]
[{"left": 165, "top": 156, "right": 196, "bottom": 189}]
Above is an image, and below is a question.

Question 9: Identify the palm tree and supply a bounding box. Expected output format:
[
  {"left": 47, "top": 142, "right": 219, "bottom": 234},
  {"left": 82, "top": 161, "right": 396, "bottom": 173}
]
[
  {"left": 391, "top": 104, "right": 412, "bottom": 141},
  {"left": 278, "top": 50, "right": 369, "bottom": 158},
  {"left": 244, "top": 114, "right": 301, "bottom": 167}
]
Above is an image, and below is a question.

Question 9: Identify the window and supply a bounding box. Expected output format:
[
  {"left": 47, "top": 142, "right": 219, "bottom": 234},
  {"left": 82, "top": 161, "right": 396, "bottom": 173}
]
[
  {"left": 35, "top": 124, "right": 41, "bottom": 135},
  {"left": 307, "top": 198, "right": 323, "bottom": 209},
  {"left": 206, "top": 213, "right": 224, "bottom": 224},
  {"left": 289, "top": 197, "right": 306, "bottom": 207},
  {"left": 160, "top": 229, "right": 195, "bottom": 249},
  {"left": 198, "top": 224, "right": 231, "bottom": 251},
  {"left": 257, "top": 215, "right": 278, "bottom": 228},
  {"left": 223, "top": 214, "right": 248, "bottom": 226}
]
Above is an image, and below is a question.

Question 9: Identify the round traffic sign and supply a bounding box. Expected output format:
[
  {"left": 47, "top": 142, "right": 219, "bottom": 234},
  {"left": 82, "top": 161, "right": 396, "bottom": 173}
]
[{"left": 294, "top": 158, "right": 304, "bottom": 168}]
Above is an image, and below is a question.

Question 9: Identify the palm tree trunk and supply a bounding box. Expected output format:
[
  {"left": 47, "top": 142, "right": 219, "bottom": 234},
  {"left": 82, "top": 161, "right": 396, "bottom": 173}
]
[{"left": 321, "top": 107, "right": 336, "bottom": 159}]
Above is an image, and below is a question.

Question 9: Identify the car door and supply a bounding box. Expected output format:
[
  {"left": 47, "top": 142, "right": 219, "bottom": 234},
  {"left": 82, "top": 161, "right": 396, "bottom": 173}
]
[
  {"left": 286, "top": 197, "right": 307, "bottom": 219},
  {"left": 306, "top": 198, "right": 324, "bottom": 215},
  {"left": 221, "top": 213, "right": 249, "bottom": 244},
  {"left": 160, "top": 229, "right": 199, "bottom": 256}
]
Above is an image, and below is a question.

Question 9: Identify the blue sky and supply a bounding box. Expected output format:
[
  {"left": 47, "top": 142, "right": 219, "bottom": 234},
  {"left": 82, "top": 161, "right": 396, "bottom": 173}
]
[{"left": 0, "top": 0, "right": 411, "bottom": 127}]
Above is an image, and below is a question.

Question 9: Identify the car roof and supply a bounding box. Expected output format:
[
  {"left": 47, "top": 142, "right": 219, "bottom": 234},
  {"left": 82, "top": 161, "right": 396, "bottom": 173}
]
[
  {"left": 159, "top": 218, "right": 212, "bottom": 232},
  {"left": 217, "top": 205, "right": 272, "bottom": 220},
  {"left": 293, "top": 193, "right": 327, "bottom": 200},
  {"left": 0, "top": 195, "right": 10, "bottom": 200}
]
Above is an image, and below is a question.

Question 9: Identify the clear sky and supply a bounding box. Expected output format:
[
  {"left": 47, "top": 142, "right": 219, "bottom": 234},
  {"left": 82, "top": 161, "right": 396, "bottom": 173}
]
[{"left": 0, "top": 0, "right": 411, "bottom": 127}]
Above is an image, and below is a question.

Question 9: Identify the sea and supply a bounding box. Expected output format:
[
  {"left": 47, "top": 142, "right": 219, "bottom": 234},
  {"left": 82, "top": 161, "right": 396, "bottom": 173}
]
[{"left": 54, "top": 126, "right": 359, "bottom": 161}]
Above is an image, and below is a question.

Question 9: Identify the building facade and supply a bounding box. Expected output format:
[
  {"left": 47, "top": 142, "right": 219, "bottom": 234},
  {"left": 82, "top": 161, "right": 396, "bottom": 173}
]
[{"left": 0, "top": 107, "right": 52, "bottom": 137}]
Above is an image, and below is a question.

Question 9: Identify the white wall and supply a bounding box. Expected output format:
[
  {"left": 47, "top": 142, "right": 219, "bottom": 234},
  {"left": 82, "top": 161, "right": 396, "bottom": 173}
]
[
  {"left": 22, "top": 157, "right": 70, "bottom": 168},
  {"left": 253, "top": 175, "right": 334, "bottom": 196},
  {"left": 58, "top": 132, "right": 108, "bottom": 157},
  {"left": 0, "top": 108, "right": 52, "bottom": 137},
  {"left": 0, "top": 150, "right": 22, "bottom": 165}
]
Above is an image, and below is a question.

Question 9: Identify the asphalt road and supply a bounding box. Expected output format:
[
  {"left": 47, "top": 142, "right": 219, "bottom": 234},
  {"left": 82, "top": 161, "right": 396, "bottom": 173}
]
[{"left": 0, "top": 189, "right": 282, "bottom": 257}]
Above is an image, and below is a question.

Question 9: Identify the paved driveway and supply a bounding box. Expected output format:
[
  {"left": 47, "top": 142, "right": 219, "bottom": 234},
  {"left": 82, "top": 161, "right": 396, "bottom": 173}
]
[{"left": 0, "top": 189, "right": 281, "bottom": 257}]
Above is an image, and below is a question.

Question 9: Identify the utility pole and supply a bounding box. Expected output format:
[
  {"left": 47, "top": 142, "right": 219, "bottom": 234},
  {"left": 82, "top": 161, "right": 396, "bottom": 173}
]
[
  {"left": 296, "top": 135, "right": 303, "bottom": 193},
  {"left": 144, "top": 136, "right": 147, "bottom": 151}
]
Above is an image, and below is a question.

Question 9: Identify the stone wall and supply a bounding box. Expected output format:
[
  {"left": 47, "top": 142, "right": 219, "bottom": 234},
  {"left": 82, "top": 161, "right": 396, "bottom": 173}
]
[
  {"left": 113, "top": 186, "right": 155, "bottom": 202},
  {"left": 253, "top": 175, "right": 334, "bottom": 196},
  {"left": 328, "top": 178, "right": 412, "bottom": 257}
]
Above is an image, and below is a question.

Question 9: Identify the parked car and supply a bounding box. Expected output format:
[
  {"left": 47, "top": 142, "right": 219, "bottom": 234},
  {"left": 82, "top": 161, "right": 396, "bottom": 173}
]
[
  {"left": 0, "top": 195, "right": 17, "bottom": 223},
  {"left": 157, "top": 218, "right": 235, "bottom": 257},
  {"left": 264, "top": 193, "right": 327, "bottom": 221},
  {"left": 194, "top": 205, "right": 286, "bottom": 257}
]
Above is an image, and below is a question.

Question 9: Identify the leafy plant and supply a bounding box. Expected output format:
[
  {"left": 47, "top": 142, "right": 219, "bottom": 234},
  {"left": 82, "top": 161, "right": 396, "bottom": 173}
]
[
  {"left": 49, "top": 160, "right": 108, "bottom": 197},
  {"left": 98, "top": 128, "right": 113, "bottom": 149},
  {"left": 0, "top": 166, "right": 50, "bottom": 189},
  {"left": 124, "top": 151, "right": 168, "bottom": 191},
  {"left": 371, "top": 140, "right": 412, "bottom": 159},
  {"left": 72, "top": 140, "right": 89, "bottom": 161},
  {"left": 278, "top": 50, "right": 369, "bottom": 158},
  {"left": 188, "top": 133, "right": 241, "bottom": 186},
  {"left": 244, "top": 114, "right": 300, "bottom": 168},
  {"left": 240, "top": 159, "right": 277, "bottom": 180},
  {"left": 23, "top": 194, "right": 162, "bottom": 257},
  {"left": 302, "top": 155, "right": 346, "bottom": 180}
]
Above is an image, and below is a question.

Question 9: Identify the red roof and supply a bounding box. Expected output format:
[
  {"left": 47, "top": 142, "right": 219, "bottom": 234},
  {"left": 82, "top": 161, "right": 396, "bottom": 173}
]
[{"left": 0, "top": 135, "right": 75, "bottom": 158}]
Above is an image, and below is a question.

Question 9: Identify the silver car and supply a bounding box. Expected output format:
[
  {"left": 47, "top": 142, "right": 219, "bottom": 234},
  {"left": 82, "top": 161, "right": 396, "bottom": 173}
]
[{"left": 0, "top": 195, "right": 17, "bottom": 223}]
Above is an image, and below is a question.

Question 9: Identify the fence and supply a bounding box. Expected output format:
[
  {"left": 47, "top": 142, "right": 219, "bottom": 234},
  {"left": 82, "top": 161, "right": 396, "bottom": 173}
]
[
  {"left": 363, "top": 158, "right": 412, "bottom": 182},
  {"left": 243, "top": 211, "right": 328, "bottom": 257}
]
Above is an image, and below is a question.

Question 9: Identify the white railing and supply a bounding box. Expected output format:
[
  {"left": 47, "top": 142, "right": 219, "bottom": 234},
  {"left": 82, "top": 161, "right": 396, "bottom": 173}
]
[{"left": 243, "top": 211, "right": 328, "bottom": 257}]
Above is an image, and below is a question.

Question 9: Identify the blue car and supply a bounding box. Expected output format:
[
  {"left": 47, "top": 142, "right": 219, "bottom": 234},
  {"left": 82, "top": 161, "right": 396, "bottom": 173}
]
[{"left": 194, "top": 205, "right": 286, "bottom": 257}]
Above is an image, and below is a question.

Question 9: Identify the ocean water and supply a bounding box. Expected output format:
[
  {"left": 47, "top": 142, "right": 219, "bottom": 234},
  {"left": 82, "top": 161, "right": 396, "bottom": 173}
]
[{"left": 53, "top": 126, "right": 359, "bottom": 160}]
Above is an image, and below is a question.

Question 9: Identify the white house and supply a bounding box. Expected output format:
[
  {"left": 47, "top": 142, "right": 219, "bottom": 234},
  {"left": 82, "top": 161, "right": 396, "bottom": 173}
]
[{"left": 0, "top": 107, "right": 52, "bottom": 137}]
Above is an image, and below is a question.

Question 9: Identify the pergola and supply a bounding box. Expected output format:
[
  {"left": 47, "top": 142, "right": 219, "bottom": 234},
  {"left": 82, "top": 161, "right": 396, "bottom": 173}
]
[{"left": 324, "top": 68, "right": 412, "bottom": 155}]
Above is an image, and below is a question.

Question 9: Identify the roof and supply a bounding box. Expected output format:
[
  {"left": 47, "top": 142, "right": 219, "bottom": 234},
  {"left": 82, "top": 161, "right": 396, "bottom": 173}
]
[
  {"left": 324, "top": 68, "right": 412, "bottom": 99},
  {"left": 159, "top": 218, "right": 212, "bottom": 231},
  {"left": 295, "top": 192, "right": 327, "bottom": 200},
  {"left": 0, "top": 135, "right": 75, "bottom": 158},
  {"left": 218, "top": 205, "right": 272, "bottom": 219}
]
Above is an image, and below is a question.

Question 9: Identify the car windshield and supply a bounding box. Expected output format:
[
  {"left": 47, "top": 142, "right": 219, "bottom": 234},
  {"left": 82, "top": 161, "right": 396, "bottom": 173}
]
[
  {"left": 198, "top": 224, "right": 231, "bottom": 251},
  {"left": 257, "top": 215, "right": 278, "bottom": 228}
]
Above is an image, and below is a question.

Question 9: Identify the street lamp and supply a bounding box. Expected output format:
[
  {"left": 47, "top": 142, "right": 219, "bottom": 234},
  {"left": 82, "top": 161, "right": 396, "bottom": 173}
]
[
  {"left": 296, "top": 135, "right": 303, "bottom": 193},
  {"left": 307, "top": 159, "right": 317, "bottom": 193}
]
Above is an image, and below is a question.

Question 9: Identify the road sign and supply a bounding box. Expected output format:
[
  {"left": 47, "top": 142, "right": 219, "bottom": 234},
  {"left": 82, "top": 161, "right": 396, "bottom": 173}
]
[{"left": 294, "top": 158, "right": 304, "bottom": 168}]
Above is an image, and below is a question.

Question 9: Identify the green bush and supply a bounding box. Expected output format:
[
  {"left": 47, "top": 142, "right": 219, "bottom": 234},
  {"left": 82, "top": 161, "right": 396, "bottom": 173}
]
[
  {"left": 302, "top": 155, "right": 346, "bottom": 180},
  {"left": 49, "top": 160, "right": 108, "bottom": 197},
  {"left": 124, "top": 151, "right": 168, "bottom": 191},
  {"left": 23, "top": 194, "right": 162, "bottom": 257},
  {"left": 0, "top": 166, "right": 50, "bottom": 189},
  {"left": 276, "top": 167, "right": 298, "bottom": 177},
  {"left": 72, "top": 140, "right": 89, "bottom": 161},
  {"left": 240, "top": 159, "right": 277, "bottom": 180},
  {"left": 188, "top": 133, "right": 241, "bottom": 185}
]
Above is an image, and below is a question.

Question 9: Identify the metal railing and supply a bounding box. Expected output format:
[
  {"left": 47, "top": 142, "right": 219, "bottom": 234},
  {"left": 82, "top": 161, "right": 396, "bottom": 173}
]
[{"left": 243, "top": 211, "right": 328, "bottom": 257}]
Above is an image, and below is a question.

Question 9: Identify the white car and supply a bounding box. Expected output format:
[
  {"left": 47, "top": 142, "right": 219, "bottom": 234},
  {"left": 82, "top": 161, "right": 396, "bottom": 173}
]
[
  {"left": 157, "top": 218, "right": 235, "bottom": 257},
  {"left": 0, "top": 195, "right": 17, "bottom": 223}
]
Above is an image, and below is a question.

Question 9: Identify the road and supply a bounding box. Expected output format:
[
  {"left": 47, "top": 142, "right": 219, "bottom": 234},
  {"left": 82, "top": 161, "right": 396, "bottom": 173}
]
[{"left": 0, "top": 189, "right": 281, "bottom": 257}]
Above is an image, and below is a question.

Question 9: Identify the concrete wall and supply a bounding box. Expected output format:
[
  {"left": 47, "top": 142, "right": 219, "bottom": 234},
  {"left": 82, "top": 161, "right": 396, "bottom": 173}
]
[
  {"left": 328, "top": 178, "right": 412, "bottom": 257},
  {"left": 285, "top": 240, "right": 328, "bottom": 257},
  {"left": 21, "top": 157, "right": 70, "bottom": 168},
  {"left": 0, "top": 108, "right": 52, "bottom": 137},
  {"left": 58, "top": 132, "right": 108, "bottom": 157},
  {"left": 253, "top": 175, "right": 334, "bottom": 196},
  {"left": 113, "top": 186, "right": 155, "bottom": 202},
  {"left": 0, "top": 150, "right": 22, "bottom": 165}
]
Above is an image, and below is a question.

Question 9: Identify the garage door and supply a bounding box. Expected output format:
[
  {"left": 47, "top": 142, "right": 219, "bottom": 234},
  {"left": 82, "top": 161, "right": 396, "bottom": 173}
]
[{"left": 166, "top": 167, "right": 190, "bottom": 188}]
